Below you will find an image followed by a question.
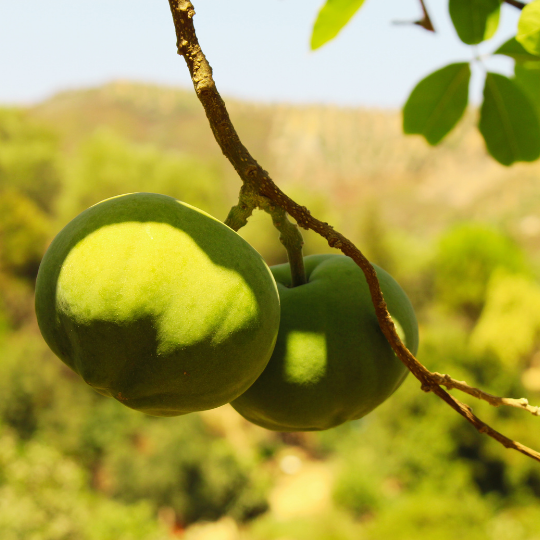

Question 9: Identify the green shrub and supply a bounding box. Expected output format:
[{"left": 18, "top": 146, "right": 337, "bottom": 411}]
[
  {"left": 103, "top": 414, "right": 269, "bottom": 525},
  {"left": 471, "top": 271, "right": 540, "bottom": 366},
  {"left": 0, "top": 428, "right": 169, "bottom": 540},
  {"left": 0, "top": 108, "right": 61, "bottom": 213},
  {"left": 0, "top": 190, "right": 50, "bottom": 280},
  {"left": 59, "top": 129, "right": 227, "bottom": 220},
  {"left": 433, "top": 223, "right": 528, "bottom": 318}
]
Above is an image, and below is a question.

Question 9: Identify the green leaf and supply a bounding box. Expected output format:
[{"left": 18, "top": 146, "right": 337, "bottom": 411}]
[
  {"left": 514, "top": 62, "right": 540, "bottom": 119},
  {"left": 517, "top": 0, "right": 540, "bottom": 56},
  {"left": 403, "top": 63, "right": 470, "bottom": 145},
  {"left": 310, "top": 0, "right": 366, "bottom": 50},
  {"left": 494, "top": 36, "right": 540, "bottom": 62},
  {"left": 449, "top": 0, "right": 501, "bottom": 45},
  {"left": 479, "top": 72, "right": 540, "bottom": 166}
]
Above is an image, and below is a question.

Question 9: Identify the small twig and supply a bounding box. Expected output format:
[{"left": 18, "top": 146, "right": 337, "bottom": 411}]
[
  {"left": 394, "top": 0, "right": 435, "bottom": 32},
  {"left": 167, "top": 0, "right": 540, "bottom": 464},
  {"left": 224, "top": 184, "right": 258, "bottom": 231},
  {"left": 431, "top": 373, "right": 540, "bottom": 416},
  {"left": 425, "top": 384, "right": 540, "bottom": 462},
  {"left": 504, "top": 0, "right": 526, "bottom": 9},
  {"left": 416, "top": 0, "right": 435, "bottom": 31}
]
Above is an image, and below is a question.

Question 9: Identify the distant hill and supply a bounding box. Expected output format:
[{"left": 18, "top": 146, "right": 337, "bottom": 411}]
[{"left": 28, "top": 81, "right": 540, "bottom": 262}]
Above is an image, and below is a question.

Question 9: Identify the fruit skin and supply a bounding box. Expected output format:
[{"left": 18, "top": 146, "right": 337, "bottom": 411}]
[
  {"left": 35, "top": 193, "right": 280, "bottom": 416},
  {"left": 231, "top": 254, "right": 419, "bottom": 431}
]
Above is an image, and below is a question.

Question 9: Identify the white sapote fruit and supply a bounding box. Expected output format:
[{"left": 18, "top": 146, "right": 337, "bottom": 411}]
[
  {"left": 231, "top": 254, "right": 419, "bottom": 431},
  {"left": 35, "top": 192, "right": 281, "bottom": 416}
]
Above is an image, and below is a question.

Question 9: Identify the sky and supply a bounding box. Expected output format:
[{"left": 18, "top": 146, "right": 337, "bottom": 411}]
[{"left": 0, "top": 0, "right": 522, "bottom": 108}]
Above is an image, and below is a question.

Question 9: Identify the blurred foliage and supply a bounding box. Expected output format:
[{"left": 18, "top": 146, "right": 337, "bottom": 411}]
[
  {"left": 246, "top": 509, "right": 363, "bottom": 540},
  {"left": 0, "top": 427, "right": 169, "bottom": 540},
  {"left": 0, "top": 275, "right": 36, "bottom": 331},
  {"left": 471, "top": 272, "right": 540, "bottom": 367},
  {"left": 0, "top": 190, "right": 50, "bottom": 280},
  {"left": 433, "top": 223, "right": 528, "bottom": 319},
  {"left": 2, "top": 93, "right": 540, "bottom": 538},
  {"left": 58, "top": 128, "right": 229, "bottom": 224},
  {"left": 103, "top": 416, "right": 269, "bottom": 524},
  {"left": 0, "top": 332, "right": 269, "bottom": 528},
  {"left": 0, "top": 108, "right": 61, "bottom": 213}
]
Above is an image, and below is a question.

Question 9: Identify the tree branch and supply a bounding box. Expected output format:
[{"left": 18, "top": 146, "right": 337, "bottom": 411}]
[
  {"left": 167, "top": 0, "right": 540, "bottom": 463},
  {"left": 426, "top": 384, "right": 540, "bottom": 461},
  {"left": 431, "top": 373, "right": 540, "bottom": 416}
]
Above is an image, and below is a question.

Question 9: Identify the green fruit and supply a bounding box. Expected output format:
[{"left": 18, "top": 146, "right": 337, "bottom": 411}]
[
  {"left": 35, "top": 193, "right": 280, "bottom": 416},
  {"left": 231, "top": 254, "right": 419, "bottom": 431}
]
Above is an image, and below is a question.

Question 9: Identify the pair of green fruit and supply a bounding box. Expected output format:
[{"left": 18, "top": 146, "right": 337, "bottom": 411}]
[{"left": 35, "top": 193, "right": 419, "bottom": 431}]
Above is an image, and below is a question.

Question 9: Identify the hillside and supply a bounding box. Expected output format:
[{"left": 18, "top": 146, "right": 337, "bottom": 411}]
[{"left": 30, "top": 81, "right": 540, "bottom": 253}]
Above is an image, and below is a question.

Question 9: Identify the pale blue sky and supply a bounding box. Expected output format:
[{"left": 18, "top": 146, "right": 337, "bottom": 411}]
[{"left": 0, "top": 0, "right": 521, "bottom": 108}]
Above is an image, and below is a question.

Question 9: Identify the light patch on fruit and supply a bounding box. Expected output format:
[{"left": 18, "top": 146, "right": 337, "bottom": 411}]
[
  {"left": 56, "top": 220, "right": 258, "bottom": 353},
  {"left": 283, "top": 330, "right": 327, "bottom": 385}
]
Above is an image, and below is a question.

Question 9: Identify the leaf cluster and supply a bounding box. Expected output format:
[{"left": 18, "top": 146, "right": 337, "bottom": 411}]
[{"left": 311, "top": 0, "right": 540, "bottom": 166}]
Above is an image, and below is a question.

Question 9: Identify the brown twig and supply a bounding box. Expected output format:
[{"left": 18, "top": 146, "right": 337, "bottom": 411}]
[
  {"left": 416, "top": 0, "right": 435, "bottom": 32},
  {"left": 166, "top": 0, "right": 540, "bottom": 463},
  {"left": 431, "top": 373, "right": 540, "bottom": 416},
  {"left": 393, "top": 0, "right": 435, "bottom": 32},
  {"left": 504, "top": 0, "right": 526, "bottom": 9},
  {"left": 425, "top": 385, "right": 540, "bottom": 461}
]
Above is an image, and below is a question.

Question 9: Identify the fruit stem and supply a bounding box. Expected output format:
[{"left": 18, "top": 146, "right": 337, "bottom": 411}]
[
  {"left": 286, "top": 244, "right": 307, "bottom": 287},
  {"left": 264, "top": 203, "right": 307, "bottom": 287}
]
